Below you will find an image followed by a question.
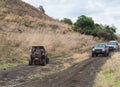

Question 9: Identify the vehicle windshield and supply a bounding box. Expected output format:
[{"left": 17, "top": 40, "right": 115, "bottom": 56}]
[
  {"left": 95, "top": 44, "right": 105, "bottom": 48},
  {"left": 108, "top": 42, "right": 117, "bottom": 45}
]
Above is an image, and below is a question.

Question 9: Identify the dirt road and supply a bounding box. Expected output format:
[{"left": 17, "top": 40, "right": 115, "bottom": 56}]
[
  {"left": 17, "top": 56, "right": 109, "bottom": 87},
  {"left": 0, "top": 55, "right": 109, "bottom": 87}
]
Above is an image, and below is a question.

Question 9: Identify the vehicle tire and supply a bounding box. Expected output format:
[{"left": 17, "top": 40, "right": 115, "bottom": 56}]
[
  {"left": 41, "top": 59, "right": 46, "bottom": 66},
  {"left": 29, "top": 59, "right": 33, "bottom": 65},
  {"left": 118, "top": 48, "right": 119, "bottom": 51},
  {"left": 46, "top": 57, "right": 49, "bottom": 64},
  {"left": 107, "top": 52, "right": 109, "bottom": 56},
  {"left": 104, "top": 53, "right": 107, "bottom": 57},
  {"left": 92, "top": 53, "right": 94, "bottom": 57}
]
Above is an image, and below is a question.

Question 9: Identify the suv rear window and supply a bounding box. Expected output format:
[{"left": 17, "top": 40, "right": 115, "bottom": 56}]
[{"left": 108, "top": 42, "right": 117, "bottom": 45}]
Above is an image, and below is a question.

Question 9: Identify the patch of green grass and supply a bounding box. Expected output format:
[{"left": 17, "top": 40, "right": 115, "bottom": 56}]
[
  {"left": 101, "top": 71, "right": 114, "bottom": 81},
  {"left": 48, "top": 53, "right": 64, "bottom": 58},
  {"left": 114, "top": 81, "right": 120, "bottom": 87},
  {"left": 93, "top": 71, "right": 115, "bottom": 87},
  {"left": 0, "top": 61, "right": 28, "bottom": 70},
  {"left": 0, "top": 63, "right": 19, "bottom": 70}
]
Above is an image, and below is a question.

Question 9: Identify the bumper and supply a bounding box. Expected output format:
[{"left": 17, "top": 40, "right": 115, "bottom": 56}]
[
  {"left": 92, "top": 51, "right": 105, "bottom": 54},
  {"left": 109, "top": 47, "right": 114, "bottom": 51}
]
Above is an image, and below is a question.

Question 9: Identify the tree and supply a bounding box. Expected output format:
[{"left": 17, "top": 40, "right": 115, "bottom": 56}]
[
  {"left": 74, "top": 15, "right": 95, "bottom": 35},
  {"left": 73, "top": 15, "right": 117, "bottom": 40},
  {"left": 61, "top": 18, "right": 72, "bottom": 25},
  {"left": 38, "top": 5, "right": 45, "bottom": 14},
  {"left": 96, "top": 24, "right": 117, "bottom": 40}
]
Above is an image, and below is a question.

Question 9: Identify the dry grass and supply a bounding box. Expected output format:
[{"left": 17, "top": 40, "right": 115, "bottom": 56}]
[
  {"left": 3, "top": 13, "right": 71, "bottom": 32},
  {"left": 93, "top": 51, "right": 120, "bottom": 87},
  {"left": 0, "top": 27, "right": 97, "bottom": 67},
  {"left": 5, "top": 30, "right": 96, "bottom": 58},
  {"left": 0, "top": 0, "right": 99, "bottom": 68},
  {"left": 72, "top": 52, "right": 90, "bottom": 63},
  {"left": 0, "top": 0, "right": 71, "bottom": 33}
]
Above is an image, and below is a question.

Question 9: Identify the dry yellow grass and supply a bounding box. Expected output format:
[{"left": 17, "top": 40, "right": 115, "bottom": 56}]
[
  {"left": 93, "top": 51, "right": 120, "bottom": 87},
  {"left": 6, "top": 30, "right": 96, "bottom": 58},
  {"left": 0, "top": 0, "right": 99, "bottom": 68},
  {"left": 3, "top": 13, "right": 71, "bottom": 32},
  {"left": 0, "top": 26, "right": 98, "bottom": 66},
  {"left": 72, "top": 52, "right": 90, "bottom": 63}
]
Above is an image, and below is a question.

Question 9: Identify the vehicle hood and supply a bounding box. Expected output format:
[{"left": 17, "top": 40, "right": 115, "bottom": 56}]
[
  {"left": 93, "top": 47, "right": 104, "bottom": 50},
  {"left": 107, "top": 45, "right": 116, "bottom": 48}
]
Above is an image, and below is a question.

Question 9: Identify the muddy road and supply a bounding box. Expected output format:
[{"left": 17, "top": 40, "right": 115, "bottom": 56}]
[{"left": 0, "top": 55, "right": 109, "bottom": 87}]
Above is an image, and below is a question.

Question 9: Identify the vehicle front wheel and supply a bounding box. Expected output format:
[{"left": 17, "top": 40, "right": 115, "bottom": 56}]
[
  {"left": 41, "top": 59, "right": 46, "bottom": 66},
  {"left": 92, "top": 53, "right": 95, "bottom": 57},
  {"left": 104, "top": 53, "right": 107, "bottom": 57},
  {"left": 107, "top": 52, "right": 109, "bottom": 56},
  {"left": 29, "top": 59, "right": 33, "bottom": 65}
]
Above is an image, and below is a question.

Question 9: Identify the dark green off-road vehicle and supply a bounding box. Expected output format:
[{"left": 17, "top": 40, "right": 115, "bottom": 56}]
[{"left": 29, "top": 46, "right": 49, "bottom": 66}]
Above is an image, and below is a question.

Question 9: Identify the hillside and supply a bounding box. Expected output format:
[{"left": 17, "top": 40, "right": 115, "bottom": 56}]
[
  {"left": 1, "top": 1, "right": 120, "bottom": 87},
  {"left": 0, "top": 0, "right": 51, "bottom": 20},
  {"left": 0, "top": 0, "right": 98, "bottom": 68},
  {"left": 0, "top": 0, "right": 72, "bottom": 33}
]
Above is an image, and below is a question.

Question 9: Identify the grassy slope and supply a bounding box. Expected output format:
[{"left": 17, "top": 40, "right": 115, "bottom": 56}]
[
  {"left": 0, "top": 0, "right": 98, "bottom": 69},
  {"left": 1, "top": 0, "right": 120, "bottom": 86}
]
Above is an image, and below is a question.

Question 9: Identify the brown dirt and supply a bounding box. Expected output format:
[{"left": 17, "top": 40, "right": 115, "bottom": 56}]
[
  {"left": 0, "top": 55, "right": 110, "bottom": 87},
  {"left": 17, "top": 57, "right": 109, "bottom": 87}
]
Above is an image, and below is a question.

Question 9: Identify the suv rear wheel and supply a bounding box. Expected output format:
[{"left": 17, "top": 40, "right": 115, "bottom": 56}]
[
  {"left": 46, "top": 57, "right": 49, "bottom": 64},
  {"left": 41, "top": 59, "right": 46, "bottom": 66},
  {"left": 29, "top": 59, "right": 33, "bottom": 65}
]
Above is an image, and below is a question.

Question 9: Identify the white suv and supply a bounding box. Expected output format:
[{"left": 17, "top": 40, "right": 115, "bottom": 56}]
[{"left": 107, "top": 40, "right": 119, "bottom": 51}]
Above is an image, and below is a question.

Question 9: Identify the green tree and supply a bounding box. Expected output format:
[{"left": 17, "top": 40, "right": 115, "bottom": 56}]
[
  {"left": 74, "top": 15, "right": 95, "bottom": 35},
  {"left": 73, "top": 15, "right": 117, "bottom": 40},
  {"left": 61, "top": 18, "right": 72, "bottom": 25},
  {"left": 96, "top": 24, "right": 117, "bottom": 40}
]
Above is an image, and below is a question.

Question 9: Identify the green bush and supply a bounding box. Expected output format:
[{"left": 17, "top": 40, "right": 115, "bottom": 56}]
[{"left": 73, "top": 15, "right": 117, "bottom": 40}]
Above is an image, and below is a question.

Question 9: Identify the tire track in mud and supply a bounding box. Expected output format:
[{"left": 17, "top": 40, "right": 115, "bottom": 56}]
[
  {"left": 0, "top": 55, "right": 74, "bottom": 87},
  {"left": 15, "top": 56, "right": 109, "bottom": 87}
]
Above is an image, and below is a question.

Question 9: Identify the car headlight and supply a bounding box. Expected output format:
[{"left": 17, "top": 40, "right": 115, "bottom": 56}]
[
  {"left": 102, "top": 49, "right": 105, "bottom": 51},
  {"left": 92, "top": 49, "right": 95, "bottom": 51},
  {"left": 114, "top": 46, "right": 117, "bottom": 49}
]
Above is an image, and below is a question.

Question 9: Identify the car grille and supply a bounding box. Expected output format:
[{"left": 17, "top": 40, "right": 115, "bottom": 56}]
[
  {"left": 95, "top": 49, "right": 102, "bottom": 53},
  {"left": 109, "top": 47, "right": 114, "bottom": 50}
]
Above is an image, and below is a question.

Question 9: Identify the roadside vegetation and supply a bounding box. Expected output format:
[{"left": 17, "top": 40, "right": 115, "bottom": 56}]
[
  {"left": 61, "top": 15, "right": 117, "bottom": 41},
  {"left": 0, "top": 0, "right": 120, "bottom": 87},
  {"left": 0, "top": 0, "right": 118, "bottom": 70},
  {"left": 0, "top": 0, "right": 101, "bottom": 69},
  {"left": 0, "top": 29, "right": 97, "bottom": 69},
  {"left": 93, "top": 51, "right": 120, "bottom": 87}
]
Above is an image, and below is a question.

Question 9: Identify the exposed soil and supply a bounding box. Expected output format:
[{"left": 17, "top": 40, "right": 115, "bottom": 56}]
[{"left": 0, "top": 55, "right": 109, "bottom": 87}]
